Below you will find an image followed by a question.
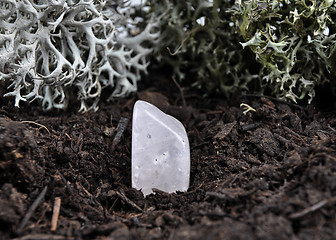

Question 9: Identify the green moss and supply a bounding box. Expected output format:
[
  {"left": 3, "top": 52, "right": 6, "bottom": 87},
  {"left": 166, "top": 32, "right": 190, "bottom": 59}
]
[
  {"left": 135, "top": 0, "right": 259, "bottom": 97},
  {"left": 232, "top": 0, "right": 335, "bottom": 103},
  {"left": 138, "top": 0, "right": 336, "bottom": 103}
]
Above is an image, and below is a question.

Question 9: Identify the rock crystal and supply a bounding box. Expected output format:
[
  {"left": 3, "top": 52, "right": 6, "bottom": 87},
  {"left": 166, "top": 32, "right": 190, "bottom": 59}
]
[{"left": 132, "top": 100, "right": 190, "bottom": 196}]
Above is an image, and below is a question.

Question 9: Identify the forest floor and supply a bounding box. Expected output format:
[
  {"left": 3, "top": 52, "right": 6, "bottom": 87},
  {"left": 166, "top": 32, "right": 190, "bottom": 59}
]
[{"left": 0, "top": 73, "right": 336, "bottom": 240}]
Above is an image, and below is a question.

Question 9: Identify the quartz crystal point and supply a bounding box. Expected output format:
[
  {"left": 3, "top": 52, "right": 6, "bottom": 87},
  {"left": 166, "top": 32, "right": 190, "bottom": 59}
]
[{"left": 132, "top": 100, "right": 190, "bottom": 196}]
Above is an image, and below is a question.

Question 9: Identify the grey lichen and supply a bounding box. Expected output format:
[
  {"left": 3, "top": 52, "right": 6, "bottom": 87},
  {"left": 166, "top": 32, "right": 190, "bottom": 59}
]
[{"left": 0, "top": 0, "right": 159, "bottom": 111}]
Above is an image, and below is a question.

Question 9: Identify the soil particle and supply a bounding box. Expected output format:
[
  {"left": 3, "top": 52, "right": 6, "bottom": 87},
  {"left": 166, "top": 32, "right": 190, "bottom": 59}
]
[{"left": 249, "top": 128, "right": 280, "bottom": 157}]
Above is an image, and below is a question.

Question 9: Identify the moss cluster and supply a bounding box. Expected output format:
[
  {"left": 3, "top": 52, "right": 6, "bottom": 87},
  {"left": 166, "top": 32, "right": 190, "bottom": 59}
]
[
  {"left": 138, "top": 0, "right": 336, "bottom": 103},
  {"left": 232, "top": 0, "right": 336, "bottom": 103},
  {"left": 135, "top": 0, "right": 258, "bottom": 97}
]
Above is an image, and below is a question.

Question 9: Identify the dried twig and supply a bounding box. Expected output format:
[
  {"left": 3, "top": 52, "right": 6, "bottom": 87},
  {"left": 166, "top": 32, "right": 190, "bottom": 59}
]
[
  {"left": 114, "top": 190, "right": 143, "bottom": 212},
  {"left": 206, "top": 191, "right": 229, "bottom": 200},
  {"left": 51, "top": 197, "right": 61, "bottom": 231},
  {"left": 191, "top": 141, "right": 210, "bottom": 150},
  {"left": 166, "top": 32, "right": 190, "bottom": 56},
  {"left": 111, "top": 117, "right": 129, "bottom": 150},
  {"left": 21, "top": 120, "right": 50, "bottom": 134},
  {"left": 283, "top": 126, "right": 305, "bottom": 143},
  {"left": 36, "top": 203, "right": 50, "bottom": 225},
  {"left": 12, "top": 233, "right": 74, "bottom": 240},
  {"left": 172, "top": 76, "right": 187, "bottom": 107},
  {"left": 289, "top": 195, "right": 336, "bottom": 219},
  {"left": 17, "top": 186, "right": 48, "bottom": 235},
  {"left": 59, "top": 173, "right": 74, "bottom": 196}
]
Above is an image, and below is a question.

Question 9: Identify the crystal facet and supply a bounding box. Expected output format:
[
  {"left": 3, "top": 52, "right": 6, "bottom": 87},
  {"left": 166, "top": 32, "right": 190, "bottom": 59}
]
[{"left": 132, "top": 100, "right": 190, "bottom": 196}]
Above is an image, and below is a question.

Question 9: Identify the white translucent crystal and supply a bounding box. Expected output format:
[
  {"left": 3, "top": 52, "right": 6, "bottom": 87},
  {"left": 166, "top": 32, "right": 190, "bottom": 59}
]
[{"left": 132, "top": 100, "right": 190, "bottom": 196}]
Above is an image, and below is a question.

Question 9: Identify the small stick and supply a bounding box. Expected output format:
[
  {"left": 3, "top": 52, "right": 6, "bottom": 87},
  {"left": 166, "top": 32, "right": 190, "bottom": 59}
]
[
  {"left": 36, "top": 203, "right": 50, "bottom": 225},
  {"left": 21, "top": 121, "right": 50, "bottom": 134},
  {"left": 289, "top": 196, "right": 336, "bottom": 219},
  {"left": 51, "top": 197, "right": 61, "bottom": 231},
  {"left": 115, "top": 190, "right": 143, "bottom": 212},
  {"left": 172, "top": 77, "right": 187, "bottom": 107},
  {"left": 17, "top": 186, "right": 48, "bottom": 235},
  {"left": 283, "top": 126, "right": 305, "bottom": 142},
  {"left": 12, "top": 233, "right": 74, "bottom": 240},
  {"left": 111, "top": 117, "right": 129, "bottom": 150},
  {"left": 206, "top": 191, "right": 228, "bottom": 200},
  {"left": 191, "top": 141, "right": 210, "bottom": 150},
  {"left": 166, "top": 32, "right": 190, "bottom": 56},
  {"left": 59, "top": 173, "right": 74, "bottom": 196}
]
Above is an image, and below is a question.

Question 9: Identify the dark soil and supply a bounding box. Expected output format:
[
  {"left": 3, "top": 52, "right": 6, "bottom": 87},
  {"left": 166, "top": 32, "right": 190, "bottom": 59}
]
[{"left": 0, "top": 75, "right": 336, "bottom": 240}]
